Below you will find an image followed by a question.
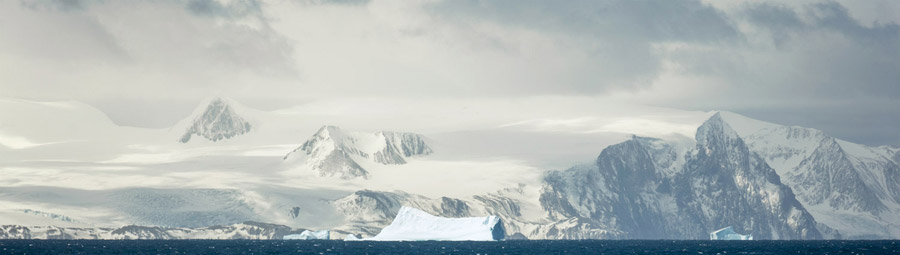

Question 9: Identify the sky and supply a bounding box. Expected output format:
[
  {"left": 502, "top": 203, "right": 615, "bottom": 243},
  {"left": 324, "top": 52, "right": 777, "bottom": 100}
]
[{"left": 0, "top": 0, "right": 897, "bottom": 146}]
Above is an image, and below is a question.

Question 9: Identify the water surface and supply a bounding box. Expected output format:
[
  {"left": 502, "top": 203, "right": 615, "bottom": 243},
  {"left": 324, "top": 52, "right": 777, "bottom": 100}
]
[{"left": 0, "top": 240, "right": 896, "bottom": 254}]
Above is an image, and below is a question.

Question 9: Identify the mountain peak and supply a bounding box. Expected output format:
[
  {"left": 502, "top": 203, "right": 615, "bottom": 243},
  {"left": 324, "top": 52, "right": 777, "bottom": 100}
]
[
  {"left": 695, "top": 112, "right": 740, "bottom": 147},
  {"left": 285, "top": 126, "right": 432, "bottom": 179},
  {"left": 179, "top": 97, "right": 252, "bottom": 143},
  {"left": 715, "top": 111, "right": 780, "bottom": 137},
  {"left": 308, "top": 125, "right": 343, "bottom": 139},
  {"left": 316, "top": 125, "right": 342, "bottom": 133}
]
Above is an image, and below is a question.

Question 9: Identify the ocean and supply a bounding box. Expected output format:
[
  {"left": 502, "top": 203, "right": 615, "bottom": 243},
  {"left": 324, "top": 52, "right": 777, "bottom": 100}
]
[{"left": 0, "top": 240, "right": 896, "bottom": 254}]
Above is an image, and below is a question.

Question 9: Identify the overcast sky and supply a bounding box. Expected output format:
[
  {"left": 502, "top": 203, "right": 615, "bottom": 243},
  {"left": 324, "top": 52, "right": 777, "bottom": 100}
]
[{"left": 1, "top": 0, "right": 897, "bottom": 146}]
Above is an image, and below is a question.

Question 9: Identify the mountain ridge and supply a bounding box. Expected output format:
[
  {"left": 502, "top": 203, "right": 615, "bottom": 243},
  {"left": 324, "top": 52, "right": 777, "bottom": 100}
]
[
  {"left": 537, "top": 113, "right": 821, "bottom": 239},
  {"left": 283, "top": 125, "right": 433, "bottom": 179}
]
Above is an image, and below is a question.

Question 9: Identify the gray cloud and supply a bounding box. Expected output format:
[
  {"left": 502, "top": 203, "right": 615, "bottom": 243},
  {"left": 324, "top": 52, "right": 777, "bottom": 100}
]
[
  {"left": 743, "top": 2, "right": 900, "bottom": 97},
  {"left": 0, "top": 0, "right": 896, "bottom": 146},
  {"left": 646, "top": 1, "right": 900, "bottom": 146},
  {"left": 423, "top": 0, "right": 741, "bottom": 93},
  {"left": 20, "top": 0, "right": 89, "bottom": 11},
  {"left": 742, "top": 4, "right": 804, "bottom": 47},
  {"left": 186, "top": 0, "right": 262, "bottom": 18},
  {"left": 432, "top": 0, "right": 740, "bottom": 42}
]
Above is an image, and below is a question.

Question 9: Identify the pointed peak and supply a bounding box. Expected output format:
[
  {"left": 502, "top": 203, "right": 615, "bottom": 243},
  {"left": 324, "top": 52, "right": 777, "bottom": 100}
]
[
  {"left": 198, "top": 96, "right": 232, "bottom": 107},
  {"left": 208, "top": 97, "right": 226, "bottom": 104},
  {"left": 699, "top": 112, "right": 731, "bottom": 131},
  {"left": 708, "top": 111, "right": 724, "bottom": 122},
  {"left": 313, "top": 125, "right": 344, "bottom": 136},
  {"left": 179, "top": 96, "right": 252, "bottom": 143},
  {"left": 300, "top": 125, "right": 349, "bottom": 151},
  {"left": 714, "top": 111, "right": 781, "bottom": 137},
  {"left": 695, "top": 112, "right": 740, "bottom": 146},
  {"left": 194, "top": 96, "right": 257, "bottom": 112},
  {"left": 700, "top": 111, "right": 730, "bottom": 128},
  {"left": 203, "top": 97, "right": 229, "bottom": 109},
  {"left": 185, "top": 96, "right": 247, "bottom": 120},
  {"left": 194, "top": 97, "right": 239, "bottom": 118}
]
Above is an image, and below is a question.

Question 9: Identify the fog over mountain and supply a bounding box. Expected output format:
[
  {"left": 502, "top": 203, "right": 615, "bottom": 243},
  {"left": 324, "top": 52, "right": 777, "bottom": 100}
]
[{"left": 0, "top": 0, "right": 897, "bottom": 240}]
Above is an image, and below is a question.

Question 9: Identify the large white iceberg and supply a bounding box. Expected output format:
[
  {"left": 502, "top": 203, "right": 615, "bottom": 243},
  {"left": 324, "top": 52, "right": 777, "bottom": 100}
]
[
  {"left": 367, "top": 206, "right": 505, "bottom": 241},
  {"left": 709, "top": 226, "right": 753, "bottom": 240},
  {"left": 284, "top": 230, "right": 330, "bottom": 240}
]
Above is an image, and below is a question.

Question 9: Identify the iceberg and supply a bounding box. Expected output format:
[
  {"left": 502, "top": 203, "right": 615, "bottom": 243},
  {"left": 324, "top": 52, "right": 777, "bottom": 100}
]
[
  {"left": 344, "top": 234, "right": 361, "bottom": 241},
  {"left": 367, "top": 206, "right": 505, "bottom": 241},
  {"left": 709, "top": 226, "right": 753, "bottom": 240},
  {"left": 283, "top": 230, "right": 330, "bottom": 240}
]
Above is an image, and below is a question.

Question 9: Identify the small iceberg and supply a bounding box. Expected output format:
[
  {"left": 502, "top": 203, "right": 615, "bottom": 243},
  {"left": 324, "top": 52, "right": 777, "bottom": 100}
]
[
  {"left": 284, "top": 230, "right": 330, "bottom": 240},
  {"left": 709, "top": 226, "right": 753, "bottom": 240},
  {"left": 344, "top": 234, "right": 361, "bottom": 241},
  {"left": 366, "top": 206, "right": 505, "bottom": 241}
]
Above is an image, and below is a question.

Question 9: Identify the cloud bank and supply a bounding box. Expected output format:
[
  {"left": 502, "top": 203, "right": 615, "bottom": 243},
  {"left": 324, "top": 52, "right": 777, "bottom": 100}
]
[{"left": 0, "top": 0, "right": 897, "bottom": 145}]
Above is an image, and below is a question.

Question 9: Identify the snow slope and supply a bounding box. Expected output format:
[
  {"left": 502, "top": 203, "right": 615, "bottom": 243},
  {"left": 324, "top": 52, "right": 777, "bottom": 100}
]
[{"left": 0, "top": 98, "right": 156, "bottom": 162}]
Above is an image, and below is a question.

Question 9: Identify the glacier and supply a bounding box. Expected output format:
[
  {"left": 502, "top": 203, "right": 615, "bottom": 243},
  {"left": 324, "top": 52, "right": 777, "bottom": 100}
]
[
  {"left": 366, "top": 206, "right": 505, "bottom": 241},
  {"left": 710, "top": 226, "right": 753, "bottom": 240}
]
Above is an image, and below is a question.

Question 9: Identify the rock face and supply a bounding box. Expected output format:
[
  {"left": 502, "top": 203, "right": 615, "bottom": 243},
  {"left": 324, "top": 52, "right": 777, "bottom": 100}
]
[
  {"left": 109, "top": 225, "right": 173, "bottom": 239},
  {"left": 537, "top": 114, "right": 822, "bottom": 239},
  {"left": 283, "top": 126, "right": 432, "bottom": 179},
  {"left": 179, "top": 98, "right": 252, "bottom": 143},
  {"left": 742, "top": 124, "right": 900, "bottom": 239},
  {"left": 0, "top": 222, "right": 306, "bottom": 240},
  {"left": 0, "top": 225, "right": 31, "bottom": 239},
  {"left": 539, "top": 139, "right": 679, "bottom": 239},
  {"left": 331, "top": 190, "right": 456, "bottom": 236},
  {"left": 677, "top": 114, "right": 820, "bottom": 239}
]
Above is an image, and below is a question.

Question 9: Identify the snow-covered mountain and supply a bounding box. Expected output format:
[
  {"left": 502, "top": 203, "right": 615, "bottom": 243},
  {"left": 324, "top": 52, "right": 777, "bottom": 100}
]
[
  {"left": 178, "top": 98, "right": 252, "bottom": 143},
  {"left": 283, "top": 125, "right": 433, "bottom": 179},
  {"left": 721, "top": 113, "right": 900, "bottom": 239},
  {"left": 538, "top": 114, "right": 821, "bottom": 239},
  {"left": 3, "top": 95, "right": 899, "bottom": 240}
]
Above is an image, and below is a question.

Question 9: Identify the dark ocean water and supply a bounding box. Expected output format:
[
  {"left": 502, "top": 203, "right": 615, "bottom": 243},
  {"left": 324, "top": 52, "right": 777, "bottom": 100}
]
[{"left": 0, "top": 240, "right": 897, "bottom": 255}]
